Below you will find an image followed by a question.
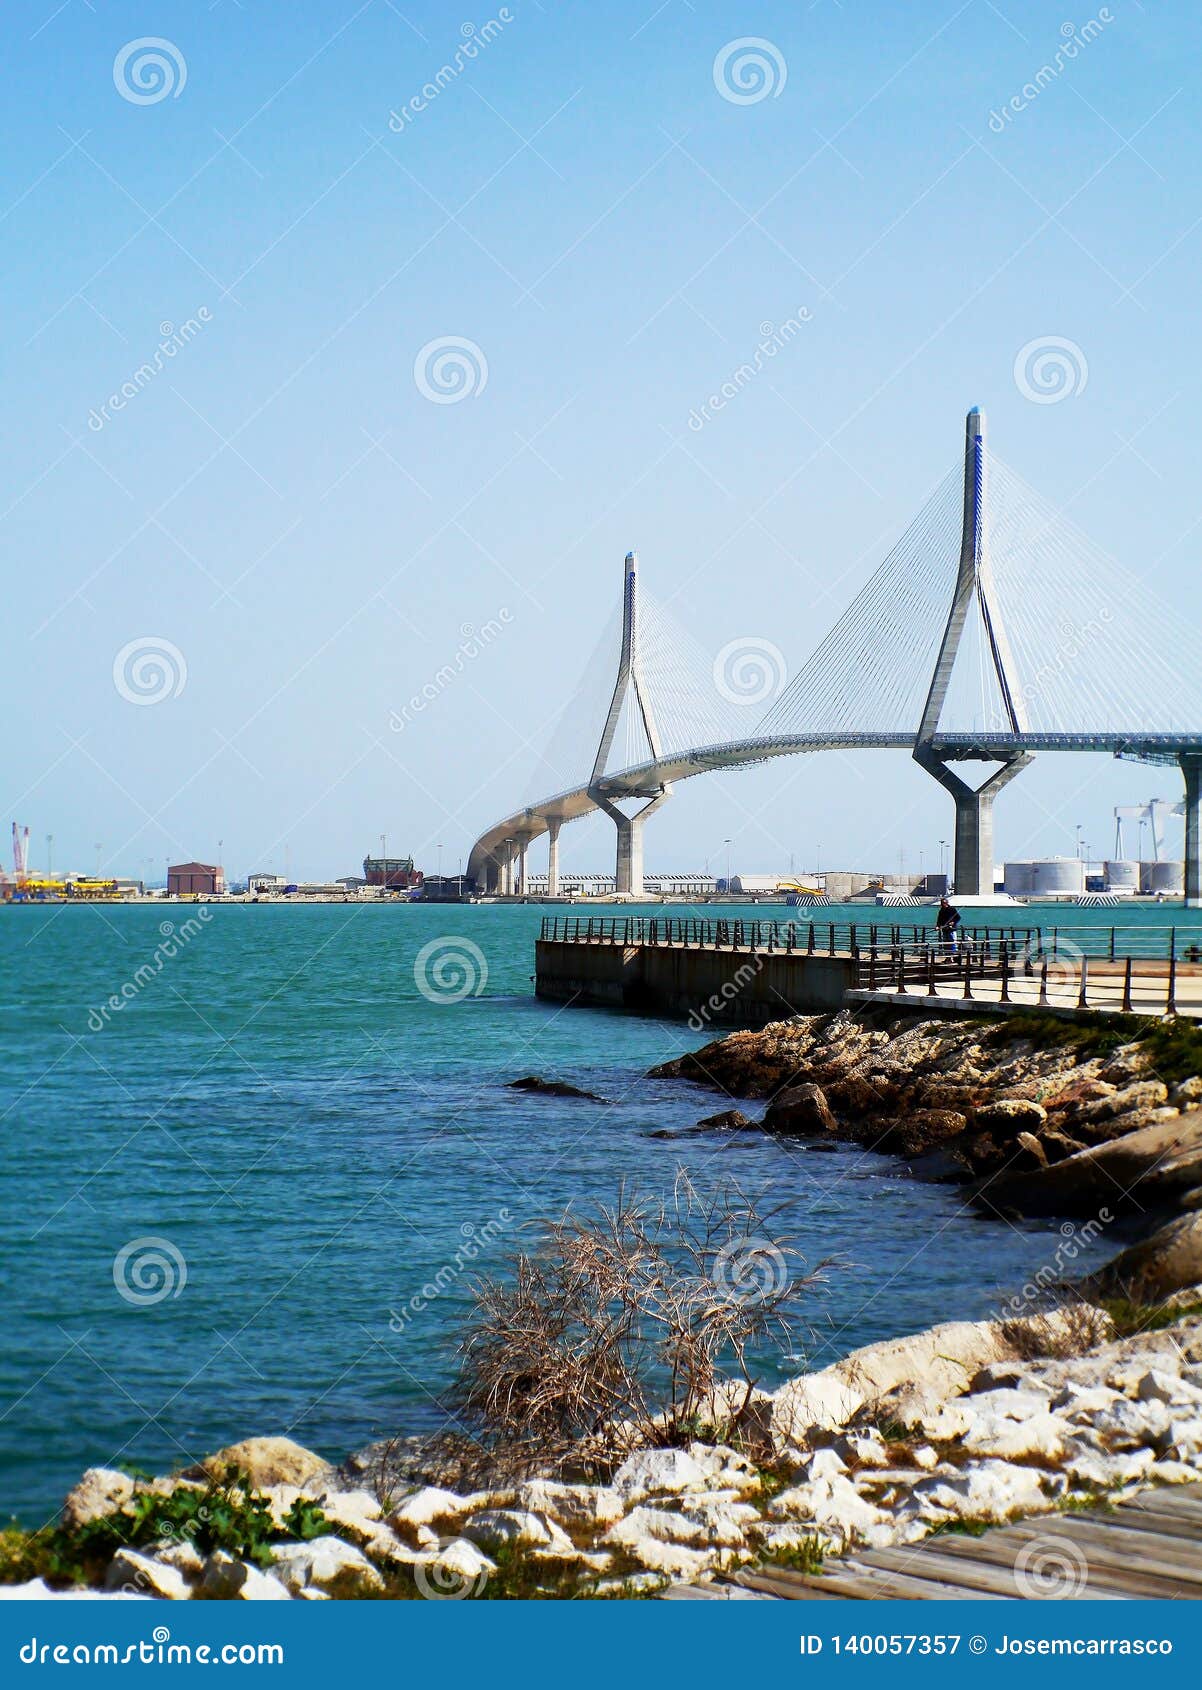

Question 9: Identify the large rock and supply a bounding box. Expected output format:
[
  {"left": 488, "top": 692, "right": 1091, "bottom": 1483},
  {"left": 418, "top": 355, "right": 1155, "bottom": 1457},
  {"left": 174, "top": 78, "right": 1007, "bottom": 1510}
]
[
  {"left": 611, "top": 1448, "right": 709, "bottom": 1502},
  {"left": 63, "top": 1468, "right": 135, "bottom": 1530},
  {"left": 459, "top": 1509, "right": 554, "bottom": 1551},
  {"left": 1076, "top": 1080, "right": 1169, "bottom": 1125},
  {"left": 977, "top": 1110, "right": 1202, "bottom": 1217},
  {"left": 103, "top": 1549, "right": 192, "bottom": 1600},
  {"left": 187, "top": 1437, "right": 331, "bottom": 1490},
  {"left": 763, "top": 1083, "right": 836, "bottom": 1136},
  {"left": 879, "top": 1109, "right": 968, "bottom": 1159},
  {"left": 200, "top": 1552, "right": 293, "bottom": 1600},
  {"left": 1087, "top": 1212, "right": 1202, "bottom": 1304},
  {"left": 514, "top": 1480, "right": 625, "bottom": 1528},
  {"left": 389, "top": 1486, "right": 469, "bottom": 1531},
  {"left": 899, "top": 1459, "right": 1051, "bottom": 1525},
  {"left": 266, "top": 1537, "right": 384, "bottom": 1597},
  {"left": 975, "top": 1098, "right": 1048, "bottom": 1135}
]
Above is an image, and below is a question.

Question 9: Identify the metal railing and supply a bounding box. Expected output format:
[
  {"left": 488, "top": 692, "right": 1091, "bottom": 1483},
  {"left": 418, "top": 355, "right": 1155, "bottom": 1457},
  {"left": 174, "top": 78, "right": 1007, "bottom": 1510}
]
[
  {"left": 851, "top": 937, "right": 1186, "bottom": 1017},
  {"left": 538, "top": 914, "right": 1198, "bottom": 963}
]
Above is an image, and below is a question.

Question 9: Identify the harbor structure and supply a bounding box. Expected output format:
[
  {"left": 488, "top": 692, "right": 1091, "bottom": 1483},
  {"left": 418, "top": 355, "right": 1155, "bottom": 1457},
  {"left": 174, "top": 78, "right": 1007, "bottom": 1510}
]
[{"left": 167, "top": 862, "right": 224, "bottom": 896}]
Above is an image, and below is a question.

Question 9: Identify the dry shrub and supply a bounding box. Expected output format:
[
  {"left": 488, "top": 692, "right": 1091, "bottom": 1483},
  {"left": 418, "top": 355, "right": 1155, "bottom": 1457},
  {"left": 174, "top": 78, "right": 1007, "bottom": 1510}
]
[
  {"left": 454, "top": 1174, "right": 835, "bottom": 1466},
  {"left": 1000, "top": 1294, "right": 1112, "bottom": 1360}
]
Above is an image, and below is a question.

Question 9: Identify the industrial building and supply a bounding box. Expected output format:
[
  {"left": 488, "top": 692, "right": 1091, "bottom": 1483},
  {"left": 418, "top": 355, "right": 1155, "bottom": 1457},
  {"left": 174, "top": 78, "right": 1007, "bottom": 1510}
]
[
  {"left": 247, "top": 872, "right": 287, "bottom": 895},
  {"left": 167, "top": 862, "right": 224, "bottom": 896},
  {"left": 1002, "top": 857, "right": 1185, "bottom": 898}
]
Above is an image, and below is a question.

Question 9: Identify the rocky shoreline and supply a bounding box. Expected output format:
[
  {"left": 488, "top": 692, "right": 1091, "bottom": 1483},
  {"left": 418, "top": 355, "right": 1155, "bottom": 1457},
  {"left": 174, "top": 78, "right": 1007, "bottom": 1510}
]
[
  {"left": 650, "top": 1007, "right": 1202, "bottom": 1301},
  {"left": 6, "top": 1300, "right": 1202, "bottom": 1601}
]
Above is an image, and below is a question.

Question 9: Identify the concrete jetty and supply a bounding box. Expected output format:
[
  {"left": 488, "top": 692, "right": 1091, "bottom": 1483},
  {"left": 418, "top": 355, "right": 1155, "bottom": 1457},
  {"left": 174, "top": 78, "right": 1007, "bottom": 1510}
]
[{"left": 535, "top": 916, "right": 1202, "bottom": 1026}]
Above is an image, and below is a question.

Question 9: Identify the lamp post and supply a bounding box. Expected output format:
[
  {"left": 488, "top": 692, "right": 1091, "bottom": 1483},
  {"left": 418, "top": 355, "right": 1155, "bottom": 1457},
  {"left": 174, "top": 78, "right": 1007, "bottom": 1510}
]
[{"left": 724, "top": 838, "right": 732, "bottom": 897}]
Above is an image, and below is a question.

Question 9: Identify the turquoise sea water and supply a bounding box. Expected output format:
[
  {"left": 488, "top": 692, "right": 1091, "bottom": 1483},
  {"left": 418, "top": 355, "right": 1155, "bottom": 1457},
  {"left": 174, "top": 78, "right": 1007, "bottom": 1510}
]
[{"left": 1, "top": 900, "right": 1197, "bottom": 1525}]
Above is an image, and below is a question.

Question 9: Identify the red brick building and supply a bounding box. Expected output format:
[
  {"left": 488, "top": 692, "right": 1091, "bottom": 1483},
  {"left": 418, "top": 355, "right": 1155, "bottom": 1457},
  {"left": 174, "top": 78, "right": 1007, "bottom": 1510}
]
[{"left": 167, "top": 862, "right": 224, "bottom": 896}]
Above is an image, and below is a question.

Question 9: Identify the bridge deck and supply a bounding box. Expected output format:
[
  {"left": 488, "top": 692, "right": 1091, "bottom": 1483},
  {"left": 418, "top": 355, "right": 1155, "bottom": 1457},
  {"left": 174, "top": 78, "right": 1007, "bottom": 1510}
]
[{"left": 664, "top": 1485, "right": 1202, "bottom": 1601}]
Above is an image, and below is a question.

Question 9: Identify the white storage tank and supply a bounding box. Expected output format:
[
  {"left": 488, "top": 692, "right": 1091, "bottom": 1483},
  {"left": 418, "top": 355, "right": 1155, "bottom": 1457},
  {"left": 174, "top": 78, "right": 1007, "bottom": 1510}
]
[
  {"left": 1004, "top": 861, "right": 1034, "bottom": 896},
  {"left": 1031, "top": 857, "right": 1085, "bottom": 896},
  {"left": 1143, "top": 860, "right": 1184, "bottom": 894},
  {"left": 1104, "top": 859, "right": 1140, "bottom": 893}
]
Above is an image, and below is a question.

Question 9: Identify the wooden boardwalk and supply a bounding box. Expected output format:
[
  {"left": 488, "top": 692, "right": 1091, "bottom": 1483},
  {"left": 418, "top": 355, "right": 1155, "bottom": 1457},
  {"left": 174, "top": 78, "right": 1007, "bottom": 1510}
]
[{"left": 665, "top": 1486, "right": 1202, "bottom": 1601}]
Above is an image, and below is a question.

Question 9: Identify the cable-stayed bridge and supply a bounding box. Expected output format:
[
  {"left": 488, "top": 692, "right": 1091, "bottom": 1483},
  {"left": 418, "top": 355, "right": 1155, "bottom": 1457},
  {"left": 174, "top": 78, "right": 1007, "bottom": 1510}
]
[{"left": 468, "top": 409, "right": 1202, "bottom": 906}]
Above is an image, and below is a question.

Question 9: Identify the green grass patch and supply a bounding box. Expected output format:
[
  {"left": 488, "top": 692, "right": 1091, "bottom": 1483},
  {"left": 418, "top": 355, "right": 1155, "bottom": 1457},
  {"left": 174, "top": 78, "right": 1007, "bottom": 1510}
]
[
  {"left": 1136, "top": 1019, "right": 1202, "bottom": 1085},
  {"left": 757, "top": 1533, "right": 826, "bottom": 1574},
  {"left": 0, "top": 1474, "right": 329, "bottom": 1590},
  {"left": 1100, "top": 1297, "right": 1202, "bottom": 1339},
  {"left": 986, "top": 1012, "right": 1128, "bottom": 1061}
]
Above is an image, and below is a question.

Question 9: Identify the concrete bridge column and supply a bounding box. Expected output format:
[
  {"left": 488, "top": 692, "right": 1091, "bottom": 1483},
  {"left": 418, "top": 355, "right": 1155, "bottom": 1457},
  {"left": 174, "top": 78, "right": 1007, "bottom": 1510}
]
[
  {"left": 916, "top": 750, "right": 1031, "bottom": 896},
  {"left": 598, "top": 791, "right": 668, "bottom": 897},
  {"left": 499, "top": 840, "right": 516, "bottom": 896},
  {"left": 1183, "top": 753, "right": 1202, "bottom": 909},
  {"left": 546, "top": 819, "right": 561, "bottom": 898}
]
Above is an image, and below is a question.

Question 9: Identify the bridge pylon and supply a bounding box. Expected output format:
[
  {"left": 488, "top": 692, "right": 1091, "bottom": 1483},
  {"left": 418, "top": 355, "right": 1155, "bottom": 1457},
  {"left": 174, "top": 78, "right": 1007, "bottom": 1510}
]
[
  {"left": 1183, "top": 754, "right": 1202, "bottom": 909},
  {"left": 586, "top": 550, "right": 671, "bottom": 897},
  {"left": 914, "top": 407, "right": 1031, "bottom": 895}
]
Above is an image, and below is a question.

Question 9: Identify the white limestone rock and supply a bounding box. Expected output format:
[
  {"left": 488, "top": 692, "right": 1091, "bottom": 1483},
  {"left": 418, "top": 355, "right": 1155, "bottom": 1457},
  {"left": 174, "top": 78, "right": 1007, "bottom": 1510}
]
[
  {"left": 1050, "top": 1381, "right": 1120, "bottom": 1418},
  {"left": 151, "top": 1539, "right": 205, "bottom": 1580},
  {"left": 833, "top": 1430, "right": 888, "bottom": 1468},
  {"left": 605, "top": 1505, "right": 713, "bottom": 1551},
  {"left": 459, "top": 1509, "right": 554, "bottom": 1551},
  {"left": 515, "top": 1480, "right": 626, "bottom": 1528},
  {"left": 104, "top": 1549, "right": 192, "bottom": 1601},
  {"left": 62, "top": 1469, "right": 135, "bottom": 1531},
  {"left": 200, "top": 1551, "right": 293, "bottom": 1600},
  {"left": 388, "top": 1486, "right": 470, "bottom": 1531},
  {"left": 899, "top": 1459, "right": 1050, "bottom": 1525},
  {"left": 0, "top": 1580, "right": 149, "bottom": 1600},
  {"left": 266, "top": 1537, "right": 383, "bottom": 1597},
  {"left": 611, "top": 1448, "right": 709, "bottom": 1502},
  {"left": 960, "top": 1408, "right": 1067, "bottom": 1462},
  {"left": 766, "top": 1473, "right": 891, "bottom": 1549},
  {"left": 307, "top": 1488, "right": 381, "bottom": 1543}
]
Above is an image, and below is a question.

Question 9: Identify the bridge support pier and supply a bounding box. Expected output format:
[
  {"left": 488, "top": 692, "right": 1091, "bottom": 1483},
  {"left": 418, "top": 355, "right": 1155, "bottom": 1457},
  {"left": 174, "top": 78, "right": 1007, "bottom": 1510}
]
[
  {"left": 1183, "top": 753, "right": 1202, "bottom": 909},
  {"left": 546, "top": 819, "right": 561, "bottom": 899},
  {"left": 594, "top": 792, "right": 668, "bottom": 898},
  {"left": 915, "top": 750, "right": 1031, "bottom": 896}
]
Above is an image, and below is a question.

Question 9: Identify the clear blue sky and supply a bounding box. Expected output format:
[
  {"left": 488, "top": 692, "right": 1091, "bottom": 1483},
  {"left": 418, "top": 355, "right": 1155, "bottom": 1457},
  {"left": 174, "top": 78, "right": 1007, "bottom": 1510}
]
[{"left": 4, "top": 0, "right": 1200, "bottom": 883}]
